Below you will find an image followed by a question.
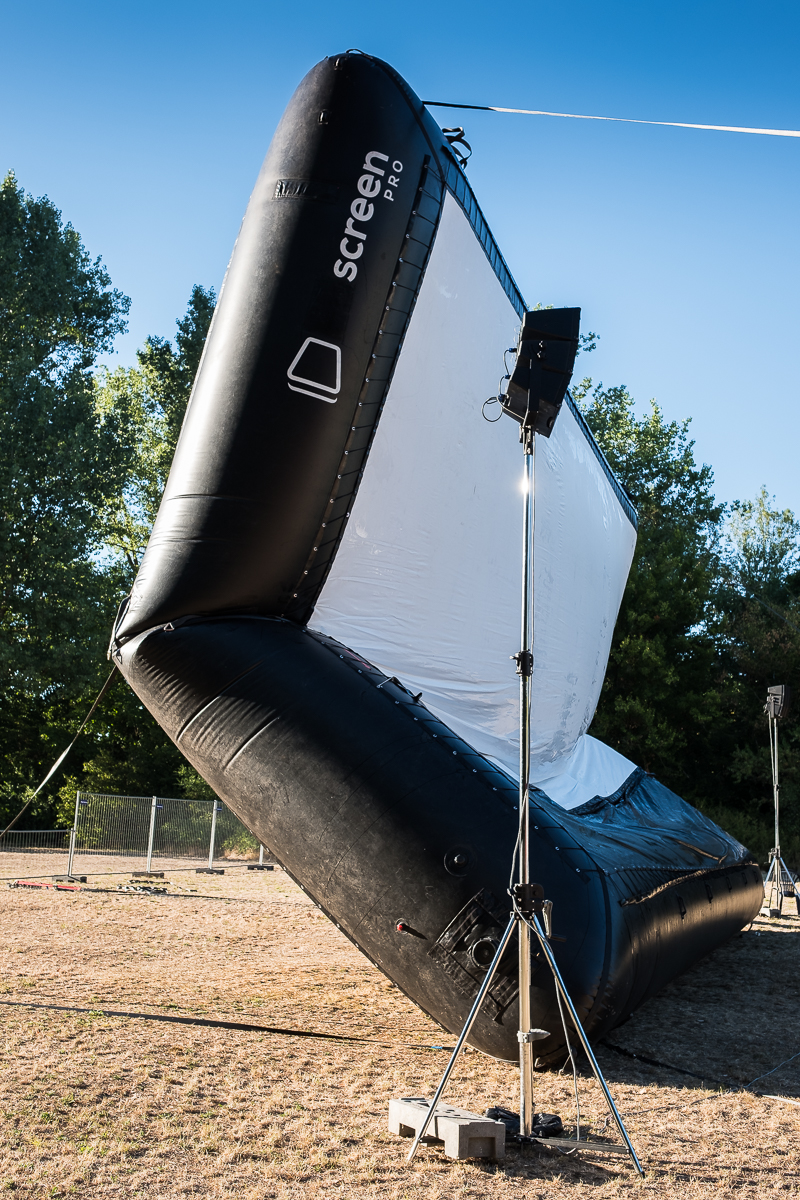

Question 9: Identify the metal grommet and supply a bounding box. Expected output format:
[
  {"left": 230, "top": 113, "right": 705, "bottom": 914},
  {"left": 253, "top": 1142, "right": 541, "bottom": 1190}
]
[{"left": 469, "top": 936, "right": 498, "bottom": 969}]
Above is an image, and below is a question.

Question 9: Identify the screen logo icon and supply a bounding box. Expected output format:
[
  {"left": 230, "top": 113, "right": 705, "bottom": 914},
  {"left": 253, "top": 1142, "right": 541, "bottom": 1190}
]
[{"left": 287, "top": 338, "right": 341, "bottom": 403}]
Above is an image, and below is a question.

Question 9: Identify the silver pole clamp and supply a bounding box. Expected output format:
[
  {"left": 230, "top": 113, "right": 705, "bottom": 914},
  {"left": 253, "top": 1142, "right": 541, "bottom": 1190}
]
[{"left": 518, "top": 1029, "right": 550, "bottom": 1043}]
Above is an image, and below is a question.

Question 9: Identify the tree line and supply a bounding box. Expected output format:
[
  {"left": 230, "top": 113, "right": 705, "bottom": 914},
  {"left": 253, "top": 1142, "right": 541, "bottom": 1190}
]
[{"left": 1, "top": 172, "right": 797, "bottom": 863}]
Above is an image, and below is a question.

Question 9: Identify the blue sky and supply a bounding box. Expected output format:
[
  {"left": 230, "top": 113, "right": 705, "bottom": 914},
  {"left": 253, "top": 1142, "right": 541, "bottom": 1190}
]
[{"left": 3, "top": 0, "right": 799, "bottom": 516}]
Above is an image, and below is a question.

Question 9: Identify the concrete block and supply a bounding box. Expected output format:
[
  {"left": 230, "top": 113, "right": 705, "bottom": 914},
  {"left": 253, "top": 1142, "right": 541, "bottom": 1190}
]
[{"left": 388, "top": 1097, "right": 505, "bottom": 1160}]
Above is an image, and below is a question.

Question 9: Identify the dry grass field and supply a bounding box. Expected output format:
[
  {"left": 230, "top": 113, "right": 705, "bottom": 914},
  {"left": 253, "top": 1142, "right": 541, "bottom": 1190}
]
[{"left": 0, "top": 856, "right": 798, "bottom": 1199}]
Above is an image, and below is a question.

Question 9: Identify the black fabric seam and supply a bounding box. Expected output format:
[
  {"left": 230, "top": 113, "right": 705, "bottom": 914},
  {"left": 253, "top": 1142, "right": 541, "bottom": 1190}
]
[
  {"left": 283, "top": 160, "right": 446, "bottom": 623},
  {"left": 564, "top": 394, "right": 639, "bottom": 530}
]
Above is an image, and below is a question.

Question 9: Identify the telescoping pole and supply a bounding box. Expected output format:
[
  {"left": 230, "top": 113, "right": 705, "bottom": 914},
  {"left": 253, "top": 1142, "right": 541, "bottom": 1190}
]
[
  {"left": 768, "top": 714, "right": 782, "bottom": 909},
  {"left": 517, "top": 431, "right": 536, "bottom": 1137},
  {"left": 772, "top": 716, "right": 780, "bottom": 868}
]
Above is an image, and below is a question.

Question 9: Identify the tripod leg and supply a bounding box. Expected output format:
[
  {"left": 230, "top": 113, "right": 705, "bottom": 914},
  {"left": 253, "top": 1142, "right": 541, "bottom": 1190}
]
[
  {"left": 406, "top": 914, "right": 516, "bottom": 1162},
  {"left": 530, "top": 915, "right": 645, "bottom": 1177},
  {"left": 779, "top": 856, "right": 793, "bottom": 909}
]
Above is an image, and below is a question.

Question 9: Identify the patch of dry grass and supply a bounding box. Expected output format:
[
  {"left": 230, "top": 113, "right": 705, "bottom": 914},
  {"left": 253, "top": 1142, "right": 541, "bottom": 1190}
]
[{"left": 0, "top": 861, "right": 797, "bottom": 1197}]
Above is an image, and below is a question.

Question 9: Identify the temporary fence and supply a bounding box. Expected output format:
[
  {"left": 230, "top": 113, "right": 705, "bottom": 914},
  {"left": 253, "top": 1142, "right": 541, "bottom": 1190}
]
[
  {"left": 0, "top": 792, "right": 267, "bottom": 876},
  {"left": 0, "top": 829, "right": 72, "bottom": 855}
]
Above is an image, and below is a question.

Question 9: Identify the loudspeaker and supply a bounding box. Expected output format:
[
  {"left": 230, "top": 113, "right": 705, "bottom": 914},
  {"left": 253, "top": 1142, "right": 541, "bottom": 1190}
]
[
  {"left": 501, "top": 307, "right": 581, "bottom": 437},
  {"left": 765, "top": 685, "right": 792, "bottom": 720}
]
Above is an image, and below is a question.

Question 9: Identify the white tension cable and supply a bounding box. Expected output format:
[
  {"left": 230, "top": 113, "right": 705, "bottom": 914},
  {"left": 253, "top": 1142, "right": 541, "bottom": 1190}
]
[{"left": 424, "top": 100, "right": 800, "bottom": 138}]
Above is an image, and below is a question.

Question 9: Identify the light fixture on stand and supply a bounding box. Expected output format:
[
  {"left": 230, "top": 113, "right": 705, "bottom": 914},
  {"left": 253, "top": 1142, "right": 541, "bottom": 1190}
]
[
  {"left": 406, "top": 309, "right": 644, "bottom": 1174},
  {"left": 763, "top": 685, "right": 796, "bottom": 918}
]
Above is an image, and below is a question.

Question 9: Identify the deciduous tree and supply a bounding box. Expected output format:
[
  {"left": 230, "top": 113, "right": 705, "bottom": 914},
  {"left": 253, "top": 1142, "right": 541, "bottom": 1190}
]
[
  {"left": 576, "top": 379, "right": 725, "bottom": 798},
  {"left": 0, "top": 172, "right": 129, "bottom": 821}
]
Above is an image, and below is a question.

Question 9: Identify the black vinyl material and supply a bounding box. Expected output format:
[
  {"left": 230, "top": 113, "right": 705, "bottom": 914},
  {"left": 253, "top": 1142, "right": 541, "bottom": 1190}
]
[
  {"left": 116, "top": 617, "right": 761, "bottom": 1062},
  {"left": 116, "top": 53, "right": 460, "bottom": 642},
  {"left": 112, "top": 51, "right": 762, "bottom": 1061}
]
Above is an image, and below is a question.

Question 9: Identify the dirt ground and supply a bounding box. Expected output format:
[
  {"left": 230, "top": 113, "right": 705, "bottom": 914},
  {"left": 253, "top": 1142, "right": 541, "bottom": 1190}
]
[{"left": 0, "top": 855, "right": 798, "bottom": 1199}]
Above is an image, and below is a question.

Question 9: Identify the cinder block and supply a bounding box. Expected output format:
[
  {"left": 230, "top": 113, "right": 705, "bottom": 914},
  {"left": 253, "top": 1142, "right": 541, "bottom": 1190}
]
[
  {"left": 388, "top": 1097, "right": 505, "bottom": 1160},
  {"left": 438, "top": 1115, "right": 504, "bottom": 1161}
]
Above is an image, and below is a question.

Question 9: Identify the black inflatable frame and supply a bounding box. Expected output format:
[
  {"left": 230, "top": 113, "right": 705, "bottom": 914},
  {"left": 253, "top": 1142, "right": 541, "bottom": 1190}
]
[{"left": 113, "top": 52, "right": 762, "bottom": 1063}]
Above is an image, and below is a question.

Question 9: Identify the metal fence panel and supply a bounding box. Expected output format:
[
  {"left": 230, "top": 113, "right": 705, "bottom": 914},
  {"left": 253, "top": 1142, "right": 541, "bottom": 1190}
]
[
  {"left": 0, "top": 793, "right": 263, "bottom": 876},
  {"left": 0, "top": 830, "right": 71, "bottom": 854},
  {"left": 71, "top": 792, "right": 258, "bottom": 865},
  {"left": 73, "top": 792, "right": 156, "bottom": 857}
]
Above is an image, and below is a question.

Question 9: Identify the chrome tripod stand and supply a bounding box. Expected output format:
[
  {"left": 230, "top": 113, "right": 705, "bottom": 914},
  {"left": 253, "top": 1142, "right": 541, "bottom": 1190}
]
[
  {"left": 763, "top": 686, "right": 796, "bottom": 917},
  {"left": 407, "top": 412, "right": 643, "bottom": 1175}
]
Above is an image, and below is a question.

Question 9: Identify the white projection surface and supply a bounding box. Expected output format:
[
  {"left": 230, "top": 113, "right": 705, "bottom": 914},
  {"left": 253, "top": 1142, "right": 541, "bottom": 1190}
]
[{"left": 312, "top": 192, "right": 638, "bottom": 809}]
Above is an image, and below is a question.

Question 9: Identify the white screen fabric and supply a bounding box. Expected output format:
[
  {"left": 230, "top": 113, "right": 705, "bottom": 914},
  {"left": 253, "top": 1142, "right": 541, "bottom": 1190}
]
[{"left": 311, "top": 192, "right": 637, "bottom": 809}]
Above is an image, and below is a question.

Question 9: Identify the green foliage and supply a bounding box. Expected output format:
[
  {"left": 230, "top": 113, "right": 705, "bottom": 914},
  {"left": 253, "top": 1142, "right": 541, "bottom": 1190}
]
[
  {"left": 174, "top": 762, "right": 217, "bottom": 802},
  {"left": 726, "top": 487, "right": 800, "bottom": 601},
  {"left": 95, "top": 285, "right": 215, "bottom": 575},
  {"left": 715, "top": 489, "right": 800, "bottom": 862},
  {"left": 578, "top": 383, "right": 800, "bottom": 866},
  {"left": 53, "top": 288, "right": 217, "bottom": 815},
  {"left": 0, "top": 172, "right": 130, "bottom": 822},
  {"left": 0, "top": 172, "right": 217, "bottom": 827},
  {"left": 576, "top": 379, "right": 724, "bottom": 796}
]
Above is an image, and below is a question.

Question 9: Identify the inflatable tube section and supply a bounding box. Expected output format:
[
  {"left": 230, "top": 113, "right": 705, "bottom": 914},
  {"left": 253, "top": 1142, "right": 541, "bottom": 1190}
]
[
  {"left": 111, "top": 52, "right": 762, "bottom": 1062},
  {"left": 117, "top": 616, "right": 761, "bottom": 1063}
]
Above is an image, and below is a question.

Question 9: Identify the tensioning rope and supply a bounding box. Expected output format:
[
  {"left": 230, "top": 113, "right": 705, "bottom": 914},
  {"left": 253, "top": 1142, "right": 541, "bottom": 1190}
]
[
  {"left": 424, "top": 100, "right": 800, "bottom": 139},
  {"left": 0, "top": 667, "right": 118, "bottom": 840}
]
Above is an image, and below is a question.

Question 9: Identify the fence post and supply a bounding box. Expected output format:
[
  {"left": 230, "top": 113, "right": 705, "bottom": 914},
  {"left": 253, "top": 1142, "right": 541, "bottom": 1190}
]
[
  {"left": 259, "top": 843, "right": 264, "bottom": 867},
  {"left": 146, "top": 796, "right": 158, "bottom": 874},
  {"left": 208, "top": 801, "right": 219, "bottom": 869},
  {"left": 67, "top": 791, "right": 81, "bottom": 877}
]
